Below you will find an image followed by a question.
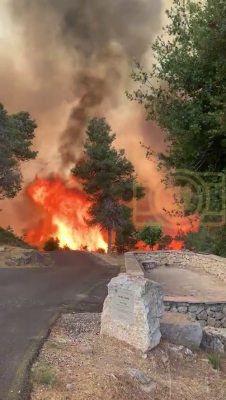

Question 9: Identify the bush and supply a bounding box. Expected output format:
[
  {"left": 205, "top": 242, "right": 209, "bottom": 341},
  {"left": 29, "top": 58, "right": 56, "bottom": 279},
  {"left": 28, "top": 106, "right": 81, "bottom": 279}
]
[
  {"left": 43, "top": 237, "right": 60, "bottom": 251},
  {"left": 135, "top": 220, "right": 163, "bottom": 250},
  {"left": 96, "top": 248, "right": 105, "bottom": 253},
  {"left": 63, "top": 245, "right": 70, "bottom": 250},
  {"left": 0, "top": 226, "right": 32, "bottom": 248}
]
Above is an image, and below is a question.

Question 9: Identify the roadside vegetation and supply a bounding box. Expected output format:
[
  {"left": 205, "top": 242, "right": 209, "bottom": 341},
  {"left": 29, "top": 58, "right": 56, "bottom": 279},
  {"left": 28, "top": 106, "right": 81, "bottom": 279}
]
[{"left": 0, "top": 226, "right": 32, "bottom": 248}]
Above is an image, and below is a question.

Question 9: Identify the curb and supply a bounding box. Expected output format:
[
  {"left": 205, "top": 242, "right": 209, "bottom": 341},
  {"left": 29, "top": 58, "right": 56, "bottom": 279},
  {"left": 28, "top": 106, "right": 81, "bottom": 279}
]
[{"left": 124, "top": 252, "right": 144, "bottom": 277}]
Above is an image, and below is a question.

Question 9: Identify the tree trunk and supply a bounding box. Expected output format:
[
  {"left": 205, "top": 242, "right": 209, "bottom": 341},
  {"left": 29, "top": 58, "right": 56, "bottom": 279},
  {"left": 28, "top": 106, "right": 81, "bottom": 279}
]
[{"left": 108, "top": 229, "right": 112, "bottom": 254}]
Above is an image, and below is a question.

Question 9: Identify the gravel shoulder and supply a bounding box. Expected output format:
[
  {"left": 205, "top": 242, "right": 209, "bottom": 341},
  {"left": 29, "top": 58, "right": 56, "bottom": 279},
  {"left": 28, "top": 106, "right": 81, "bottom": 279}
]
[{"left": 31, "top": 313, "right": 226, "bottom": 400}]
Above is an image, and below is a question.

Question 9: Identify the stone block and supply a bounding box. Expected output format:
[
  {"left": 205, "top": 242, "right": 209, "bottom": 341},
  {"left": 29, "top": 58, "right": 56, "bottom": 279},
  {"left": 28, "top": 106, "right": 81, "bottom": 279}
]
[
  {"left": 197, "top": 310, "right": 208, "bottom": 321},
  {"left": 101, "top": 273, "right": 164, "bottom": 353},
  {"left": 188, "top": 312, "right": 197, "bottom": 321},
  {"left": 215, "top": 321, "right": 223, "bottom": 328},
  {"left": 215, "top": 312, "right": 224, "bottom": 320},
  {"left": 207, "top": 309, "right": 215, "bottom": 318},
  {"left": 207, "top": 317, "right": 216, "bottom": 327},
  {"left": 177, "top": 306, "right": 188, "bottom": 314},
  {"left": 210, "top": 305, "right": 223, "bottom": 312},
  {"left": 189, "top": 305, "right": 199, "bottom": 313},
  {"left": 201, "top": 327, "right": 226, "bottom": 353},
  {"left": 160, "top": 312, "right": 203, "bottom": 351},
  {"left": 196, "top": 306, "right": 205, "bottom": 314}
]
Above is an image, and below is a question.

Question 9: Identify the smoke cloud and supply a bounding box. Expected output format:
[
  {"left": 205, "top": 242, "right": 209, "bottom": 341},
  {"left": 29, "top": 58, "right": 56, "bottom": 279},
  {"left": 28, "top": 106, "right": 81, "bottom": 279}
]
[{"left": 0, "top": 0, "right": 175, "bottom": 234}]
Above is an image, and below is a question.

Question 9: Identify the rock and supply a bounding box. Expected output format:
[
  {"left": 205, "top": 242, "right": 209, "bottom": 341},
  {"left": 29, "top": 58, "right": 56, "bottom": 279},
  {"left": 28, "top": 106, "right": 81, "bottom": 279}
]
[
  {"left": 161, "top": 353, "right": 169, "bottom": 365},
  {"left": 207, "top": 309, "right": 216, "bottom": 318},
  {"left": 207, "top": 317, "right": 216, "bottom": 327},
  {"left": 127, "top": 369, "right": 151, "bottom": 384},
  {"left": 215, "top": 312, "right": 224, "bottom": 320},
  {"left": 215, "top": 321, "right": 222, "bottom": 328},
  {"left": 142, "top": 261, "right": 158, "bottom": 270},
  {"left": 127, "top": 368, "right": 157, "bottom": 393},
  {"left": 184, "top": 347, "right": 193, "bottom": 356},
  {"left": 170, "top": 306, "right": 178, "bottom": 313},
  {"left": 140, "top": 381, "right": 157, "bottom": 393},
  {"left": 210, "top": 305, "right": 223, "bottom": 312},
  {"left": 66, "top": 384, "right": 73, "bottom": 390},
  {"left": 222, "top": 306, "right": 226, "bottom": 314},
  {"left": 0, "top": 246, "right": 5, "bottom": 252},
  {"left": 197, "top": 310, "right": 208, "bottom": 321},
  {"left": 160, "top": 312, "right": 202, "bottom": 351},
  {"left": 188, "top": 312, "right": 197, "bottom": 321},
  {"left": 101, "top": 274, "right": 164, "bottom": 353},
  {"left": 196, "top": 306, "right": 205, "bottom": 315},
  {"left": 199, "top": 320, "right": 207, "bottom": 327},
  {"left": 177, "top": 306, "right": 188, "bottom": 314},
  {"left": 188, "top": 305, "right": 199, "bottom": 313},
  {"left": 201, "top": 327, "right": 226, "bottom": 353}
]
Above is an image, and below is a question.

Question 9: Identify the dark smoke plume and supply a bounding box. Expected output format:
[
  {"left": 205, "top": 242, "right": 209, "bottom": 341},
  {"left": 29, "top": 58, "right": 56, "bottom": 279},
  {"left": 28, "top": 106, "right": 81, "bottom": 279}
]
[
  {"left": 8, "top": 0, "right": 164, "bottom": 169},
  {"left": 0, "top": 0, "right": 171, "bottom": 234}
]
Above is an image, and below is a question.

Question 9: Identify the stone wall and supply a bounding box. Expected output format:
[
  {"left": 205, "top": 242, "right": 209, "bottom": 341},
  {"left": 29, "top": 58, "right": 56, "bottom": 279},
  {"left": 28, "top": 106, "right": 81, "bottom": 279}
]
[
  {"left": 164, "top": 300, "right": 226, "bottom": 328},
  {"left": 134, "top": 251, "right": 226, "bottom": 283}
]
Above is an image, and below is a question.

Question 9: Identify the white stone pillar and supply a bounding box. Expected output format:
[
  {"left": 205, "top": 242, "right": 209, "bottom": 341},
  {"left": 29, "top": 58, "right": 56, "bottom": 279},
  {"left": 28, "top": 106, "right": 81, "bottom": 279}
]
[{"left": 101, "top": 273, "right": 164, "bottom": 353}]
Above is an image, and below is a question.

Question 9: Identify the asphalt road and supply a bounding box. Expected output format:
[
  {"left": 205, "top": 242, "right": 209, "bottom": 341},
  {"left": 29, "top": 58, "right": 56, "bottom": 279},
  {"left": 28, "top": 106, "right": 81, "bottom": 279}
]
[{"left": 0, "top": 251, "right": 118, "bottom": 400}]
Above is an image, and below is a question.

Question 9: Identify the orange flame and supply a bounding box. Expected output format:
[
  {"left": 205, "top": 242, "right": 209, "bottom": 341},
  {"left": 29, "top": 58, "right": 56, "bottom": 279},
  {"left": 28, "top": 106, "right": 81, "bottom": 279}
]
[{"left": 26, "top": 176, "right": 108, "bottom": 251}]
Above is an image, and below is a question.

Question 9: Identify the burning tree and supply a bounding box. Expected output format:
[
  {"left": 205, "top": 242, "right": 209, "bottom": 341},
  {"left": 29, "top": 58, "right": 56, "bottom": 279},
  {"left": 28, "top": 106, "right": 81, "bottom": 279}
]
[
  {"left": 0, "top": 104, "right": 37, "bottom": 200},
  {"left": 72, "top": 118, "right": 145, "bottom": 253}
]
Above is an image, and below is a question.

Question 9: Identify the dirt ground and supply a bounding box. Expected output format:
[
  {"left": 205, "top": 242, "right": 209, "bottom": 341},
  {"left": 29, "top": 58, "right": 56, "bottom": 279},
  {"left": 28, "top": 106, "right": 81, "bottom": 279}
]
[
  {"left": 0, "top": 246, "right": 52, "bottom": 268},
  {"left": 31, "top": 313, "right": 226, "bottom": 400}
]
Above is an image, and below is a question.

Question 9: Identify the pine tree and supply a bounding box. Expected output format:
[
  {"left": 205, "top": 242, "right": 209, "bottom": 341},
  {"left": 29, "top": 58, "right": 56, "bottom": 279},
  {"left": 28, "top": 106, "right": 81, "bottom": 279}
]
[
  {"left": 0, "top": 104, "right": 37, "bottom": 199},
  {"left": 72, "top": 118, "right": 145, "bottom": 253}
]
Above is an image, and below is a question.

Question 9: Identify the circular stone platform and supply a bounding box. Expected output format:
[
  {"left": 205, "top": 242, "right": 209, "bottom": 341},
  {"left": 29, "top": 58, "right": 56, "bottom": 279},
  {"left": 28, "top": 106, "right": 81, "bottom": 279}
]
[{"left": 133, "top": 251, "right": 226, "bottom": 328}]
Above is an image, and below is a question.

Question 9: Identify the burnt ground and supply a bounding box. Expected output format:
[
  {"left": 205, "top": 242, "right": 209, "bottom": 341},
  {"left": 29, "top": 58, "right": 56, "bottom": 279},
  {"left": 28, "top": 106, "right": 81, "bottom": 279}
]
[{"left": 0, "top": 250, "right": 119, "bottom": 400}]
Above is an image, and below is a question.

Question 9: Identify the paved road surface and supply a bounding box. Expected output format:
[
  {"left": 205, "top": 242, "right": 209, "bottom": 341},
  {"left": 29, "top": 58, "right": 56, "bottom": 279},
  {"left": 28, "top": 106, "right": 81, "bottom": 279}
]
[{"left": 0, "top": 251, "right": 118, "bottom": 400}]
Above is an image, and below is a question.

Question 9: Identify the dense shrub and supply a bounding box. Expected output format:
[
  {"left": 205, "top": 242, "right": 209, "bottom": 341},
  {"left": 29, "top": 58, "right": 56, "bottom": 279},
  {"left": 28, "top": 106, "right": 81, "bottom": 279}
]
[
  {"left": 43, "top": 237, "right": 60, "bottom": 251},
  {"left": 96, "top": 248, "right": 105, "bottom": 254}
]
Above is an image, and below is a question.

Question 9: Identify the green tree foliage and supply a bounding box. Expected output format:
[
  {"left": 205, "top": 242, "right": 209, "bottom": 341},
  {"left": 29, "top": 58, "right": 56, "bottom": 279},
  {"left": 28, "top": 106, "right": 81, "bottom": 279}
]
[
  {"left": 157, "top": 234, "right": 173, "bottom": 250},
  {"left": 135, "top": 220, "right": 163, "bottom": 250},
  {"left": 72, "top": 118, "right": 145, "bottom": 253},
  {"left": 0, "top": 226, "right": 32, "bottom": 248},
  {"left": 114, "top": 207, "right": 138, "bottom": 254},
  {"left": 127, "top": 0, "right": 226, "bottom": 219},
  {"left": 174, "top": 226, "right": 226, "bottom": 257},
  {"left": 43, "top": 237, "right": 60, "bottom": 251},
  {"left": 0, "top": 104, "right": 38, "bottom": 199}
]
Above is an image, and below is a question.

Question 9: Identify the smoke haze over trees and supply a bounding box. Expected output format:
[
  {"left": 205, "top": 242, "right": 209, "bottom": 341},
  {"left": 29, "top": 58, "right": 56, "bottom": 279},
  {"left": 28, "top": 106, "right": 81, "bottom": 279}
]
[{"left": 0, "top": 0, "right": 173, "bottom": 234}]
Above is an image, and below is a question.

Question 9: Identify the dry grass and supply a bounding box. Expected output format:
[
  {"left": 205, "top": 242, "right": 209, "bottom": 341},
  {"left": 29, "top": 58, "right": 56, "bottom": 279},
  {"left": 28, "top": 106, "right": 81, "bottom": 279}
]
[{"left": 31, "top": 313, "right": 226, "bottom": 400}]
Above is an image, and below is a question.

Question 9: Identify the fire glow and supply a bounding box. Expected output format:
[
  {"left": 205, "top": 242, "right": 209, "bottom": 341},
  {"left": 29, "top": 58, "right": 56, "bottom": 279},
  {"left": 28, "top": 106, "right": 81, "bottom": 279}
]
[
  {"left": 25, "top": 176, "right": 197, "bottom": 252},
  {"left": 26, "top": 176, "right": 108, "bottom": 252}
]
